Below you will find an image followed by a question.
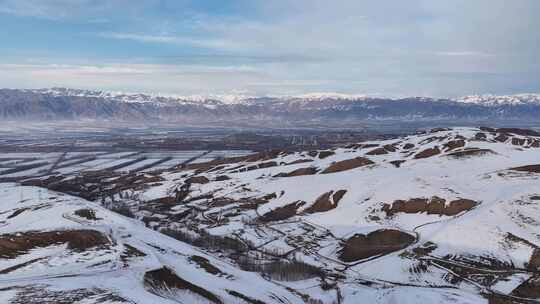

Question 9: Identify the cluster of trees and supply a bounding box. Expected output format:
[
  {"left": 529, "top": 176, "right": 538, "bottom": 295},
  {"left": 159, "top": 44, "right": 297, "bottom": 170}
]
[
  {"left": 237, "top": 254, "right": 323, "bottom": 281},
  {"left": 161, "top": 228, "right": 248, "bottom": 253},
  {"left": 109, "top": 203, "right": 135, "bottom": 218},
  {"left": 160, "top": 228, "right": 323, "bottom": 282}
]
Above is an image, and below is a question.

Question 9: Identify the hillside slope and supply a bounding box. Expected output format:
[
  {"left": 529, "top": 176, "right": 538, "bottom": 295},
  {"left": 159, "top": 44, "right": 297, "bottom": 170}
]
[
  {"left": 130, "top": 127, "right": 540, "bottom": 303},
  {"left": 0, "top": 184, "right": 309, "bottom": 304},
  {"left": 3, "top": 127, "right": 540, "bottom": 303}
]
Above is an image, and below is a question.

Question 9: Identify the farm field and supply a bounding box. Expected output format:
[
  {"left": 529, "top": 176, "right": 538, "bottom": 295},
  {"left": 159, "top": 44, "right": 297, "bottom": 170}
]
[{"left": 0, "top": 149, "right": 252, "bottom": 182}]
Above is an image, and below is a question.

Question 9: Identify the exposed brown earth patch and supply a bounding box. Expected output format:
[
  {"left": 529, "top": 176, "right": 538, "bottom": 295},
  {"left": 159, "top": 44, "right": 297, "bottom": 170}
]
[
  {"left": 527, "top": 249, "right": 540, "bottom": 271},
  {"left": 189, "top": 255, "right": 227, "bottom": 276},
  {"left": 237, "top": 194, "right": 275, "bottom": 210},
  {"left": 384, "top": 144, "right": 398, "bottom": 152},
  {"left": 181, "top": 151, "right": 282, "bottom": 173},
  {"left": 289, "top": 167, "right": 319, "bottom": 176},
  {"left": 0, "top": 230, "right": 110, "bottom": 259},
  {"left": 511, "top": 275, "right": 540, "bottom": 299},
  {"left": 510, "top": 165, "right": 540, "bottom": 173},
  {"left": 419, "top": 136, "right": 446, "bottom": 145},
  {"left": 147, "top": 196, "right": 177, "bottom": 206},
  {"left": 318, "top": 151, "right": 335, "bottom": 159},
  {"left": 207, "top": 165, "right": 227, "bottom": 173},
  {"left": 333, "top": 189, "right": 347, "bottom": 204},
  {"left": 214, "top": 175, "right": 230, "bottom": 181},
  {"left": 414, "top": 146, "right": 441, "bottom": 159},
  {"left": 321, "top": 157, "right": 374, "bottom": 174},
  {"left": 122, "top": 244, "right": 146, "bottom": 258},
  {"left": 443, "top": 139, "right": 466, "bottom": 151},
  {"left": 446, "top": 149, "right": 495, "bottom": 158},
  {"left": 286, "top": 159, "right": 314, "bottom": 165},
  {"left": 382, "top": 197, "right": 478, "bottom": 217},
  {"left": 208, "top": 197, "right": 236, "bottom": 208},
  {"left": 186, "top": 176, "right": 210, "bottom": 184},
  {"left": 144, "top": 267, "right": 223, "bottom": 303},
  {"left": 366, "top": 144, "right": 398, "bottom": 155},
  {"left": 263, "top": 192, "right": 278, "bottom": 200},
  {"left": 304, "top": 190, "right": 347, "bottom": 214},
  {"left": 245, "top": 150, "right": 288, "bottom": 162},
  {"left": 274, "top": 167, "right": 318, "bottom": 177},
  {"left": 232, "top": 161, "right": 278, "bottom": 173},
  {"left": 259, "top": 201, "right": 306, "bottom": 222},
  {"left": 402, "top": 143, "right": 415, "bottom": 150},
  {"left": 120, "top": 244, "right": 146, "bottom": 265},
  {"left": 366, "top": 147, "right": 388, "bottom": 155},
  {"left": 338, "top": 229, "right": 416, "bottom": 262}
]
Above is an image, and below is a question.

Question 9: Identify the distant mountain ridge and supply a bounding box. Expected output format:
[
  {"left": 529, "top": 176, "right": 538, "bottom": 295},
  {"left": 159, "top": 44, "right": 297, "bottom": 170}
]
[{"left": 1, "top": 88, "right": 540, "bottom": 127}]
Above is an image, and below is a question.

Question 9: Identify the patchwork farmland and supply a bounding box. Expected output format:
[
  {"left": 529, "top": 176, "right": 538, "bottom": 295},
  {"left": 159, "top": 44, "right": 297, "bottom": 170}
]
[{"left": 0, "top": 150, "right": 252, "bottom": 182}]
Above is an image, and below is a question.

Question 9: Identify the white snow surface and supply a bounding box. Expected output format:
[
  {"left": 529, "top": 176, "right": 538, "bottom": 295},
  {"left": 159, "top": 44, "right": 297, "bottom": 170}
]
[
  {"left": 131, "top": 127, "right": 540, "bottom": 303},
  {"left": 2, "top": 127, "right": 540, "bottom": 303}
]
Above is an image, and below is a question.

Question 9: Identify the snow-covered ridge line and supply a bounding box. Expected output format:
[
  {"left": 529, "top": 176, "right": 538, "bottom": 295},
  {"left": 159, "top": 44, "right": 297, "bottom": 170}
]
[
  {"left": 457, "top": 94, "right": 540, "bottom": 106},
  {"left": 29, "top": 87, "right": 254, "bottom": 105},
  {"left": 23, "top": 88, "right": 406, "bottom": 104},
  {"left": 23, "top": 87, "right": 540, "bottom": 106},
  {"left": 32, "top": 88, "right": 389, "bottom": 104}
]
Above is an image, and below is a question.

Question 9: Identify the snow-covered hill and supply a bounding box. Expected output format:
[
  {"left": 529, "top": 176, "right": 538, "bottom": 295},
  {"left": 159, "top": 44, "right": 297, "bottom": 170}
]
[
  {"left": 0, "top": 184, "right": 310, "bottom": 304},
  {"left": 3, "top": 127, "right": 540, "bottom": 303},
  {"left": 457, "top": 94, "right": 540, "bottom": 106}
]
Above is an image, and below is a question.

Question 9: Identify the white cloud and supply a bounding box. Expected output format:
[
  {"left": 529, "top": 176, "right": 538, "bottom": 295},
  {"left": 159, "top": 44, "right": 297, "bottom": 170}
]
[
  {"left": 1, "top": 0, "right": 539, "bottom": 96},
  {"left": 0, "top": 63, "right": 267, "bottom": 95},
  {"left": 435, "top": 51, "right": 496, "bottom": 57},
  {"left": 0, "top": 0, "right": 96, "bottom": 19},
  {"left": 0, "top": 0, "right": 149, "bottom": 20},
  {"left": 98, "top": 32, "right": 253, "bottom": 51}
]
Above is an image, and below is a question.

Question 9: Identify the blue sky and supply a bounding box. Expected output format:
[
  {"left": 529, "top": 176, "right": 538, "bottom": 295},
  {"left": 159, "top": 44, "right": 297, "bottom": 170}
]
[{"left": 1, "top": 0, "right": 539, "bottom": 97}]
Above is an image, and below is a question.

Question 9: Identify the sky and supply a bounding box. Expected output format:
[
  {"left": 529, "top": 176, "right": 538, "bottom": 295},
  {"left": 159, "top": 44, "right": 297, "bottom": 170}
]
[{"left": 0, "top": 0, "right": 539, "bottom": 97}]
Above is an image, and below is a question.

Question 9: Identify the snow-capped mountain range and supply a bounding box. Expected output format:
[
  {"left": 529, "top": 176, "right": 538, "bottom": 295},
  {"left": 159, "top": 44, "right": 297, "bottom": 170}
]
[
  {"left": 2, "top": 87, "right": 540, "bottom": 127},
  {"left": 32, "top": 87, "right": 540, "bottom": 106},
  {"left": 457, "top": 94, "right": 540, "bottom": 106}
]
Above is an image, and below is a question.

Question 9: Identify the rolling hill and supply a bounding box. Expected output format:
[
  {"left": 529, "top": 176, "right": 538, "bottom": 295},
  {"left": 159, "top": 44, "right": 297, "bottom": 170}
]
[{"left": 2, "top": 127, "right": 540, "bottom": 303}]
